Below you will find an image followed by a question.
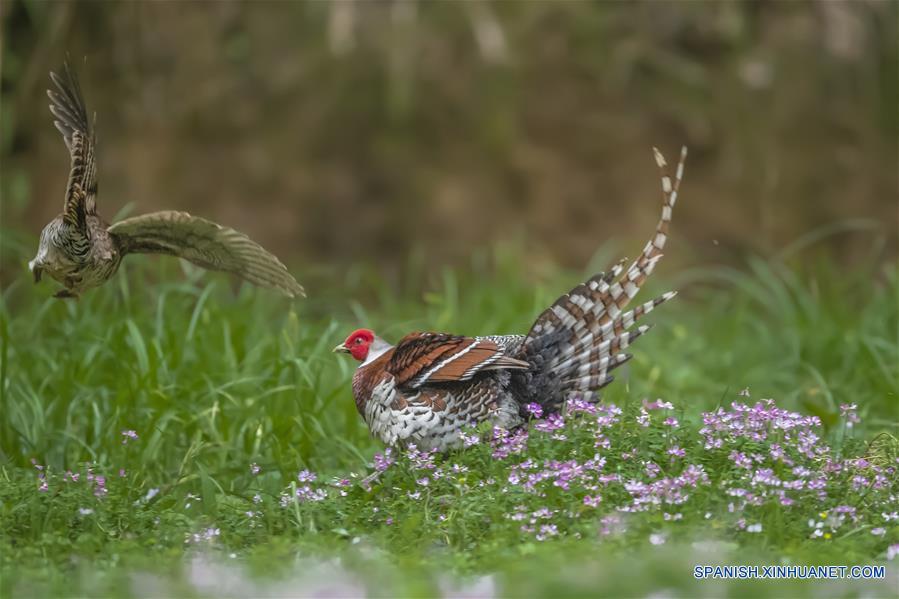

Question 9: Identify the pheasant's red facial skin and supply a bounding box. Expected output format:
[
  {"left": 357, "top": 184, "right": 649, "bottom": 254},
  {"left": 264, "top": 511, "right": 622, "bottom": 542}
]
[{"left": 344, "top": 329, "right": 375, "bottom": 362}]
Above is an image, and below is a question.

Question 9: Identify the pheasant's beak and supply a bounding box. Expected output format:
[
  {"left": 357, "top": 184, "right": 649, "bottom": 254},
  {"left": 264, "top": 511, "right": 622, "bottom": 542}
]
[{"left": 332, "top": 343, "right": 350, "bottom": 354}]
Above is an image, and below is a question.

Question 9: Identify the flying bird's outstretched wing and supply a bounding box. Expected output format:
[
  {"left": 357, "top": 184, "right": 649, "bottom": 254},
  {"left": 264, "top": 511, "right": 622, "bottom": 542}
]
[
  {"left": 48, "top": 61, "right": 98, "bottom": 229},
  {"left": 108, "top": 211, "right": 305, "bottom": 298}
]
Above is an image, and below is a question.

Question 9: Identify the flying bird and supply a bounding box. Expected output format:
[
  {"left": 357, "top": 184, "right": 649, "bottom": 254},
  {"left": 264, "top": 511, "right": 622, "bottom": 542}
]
[
  {"left": 28, "top": 62, "right": 304, "bottom": 299},
  {"left": 334, "top": 147, "right": 687, "bottom": 452}
]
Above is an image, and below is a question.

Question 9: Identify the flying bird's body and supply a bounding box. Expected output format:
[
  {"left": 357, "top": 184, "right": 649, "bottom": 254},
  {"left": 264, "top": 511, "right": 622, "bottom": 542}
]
[
  {"left": 29, "top": 63, "right": 304, "bottom": 299},
  {"left": 32, "top": 213, "right": 120, "bottom": 297},
  {"left": 335, "top": 148, "right": 687, "bottom": 452}
]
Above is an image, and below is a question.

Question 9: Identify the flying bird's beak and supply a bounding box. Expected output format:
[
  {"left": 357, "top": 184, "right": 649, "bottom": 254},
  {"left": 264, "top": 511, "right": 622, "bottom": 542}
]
[
  {"left": 28, "top": 259, "right": 42, "bottom": 283},
  {"left": 332, "top": 343, "right": 350, "bottom": 354}
]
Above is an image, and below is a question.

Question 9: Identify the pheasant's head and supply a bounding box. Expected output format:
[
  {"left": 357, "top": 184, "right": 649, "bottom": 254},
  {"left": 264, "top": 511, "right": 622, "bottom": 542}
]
[{"left": 333, "top": 329, "right": 376, "bottom": 362}]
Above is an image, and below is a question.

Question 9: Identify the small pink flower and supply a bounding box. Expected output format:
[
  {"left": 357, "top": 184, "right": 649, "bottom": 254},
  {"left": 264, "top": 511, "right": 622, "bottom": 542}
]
[
  {"left": 373, "top": 449, "right": 394, "bottom": 472},
  {"left": 536, "top": 524, "right": 558, "bottom": 541},
  {"left": 839, "top": 403, "right": 860, "bottom": 428},
  {"left": 636, "top": 408, "right": 651, "bottom": 427},
  {"left": 524, "top": 403, "right": 544, "bottom": 418},
  {"left": 667, "top": 445, "right": 685, "bottom": 458},
  {"left": 459, "top": 432, "right": 480, "bottom": 447},
  {"left": 583, "top": 495, "right": 602, "bottom": 508},
  {"left": 643, "top": 399, "right": 674, "bottom": 410}
]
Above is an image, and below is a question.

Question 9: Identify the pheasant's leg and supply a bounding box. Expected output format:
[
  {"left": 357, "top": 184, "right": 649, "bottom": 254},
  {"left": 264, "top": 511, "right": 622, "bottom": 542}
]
[{"left": 359, "top": 470, "right": 383, "bottom": 490}]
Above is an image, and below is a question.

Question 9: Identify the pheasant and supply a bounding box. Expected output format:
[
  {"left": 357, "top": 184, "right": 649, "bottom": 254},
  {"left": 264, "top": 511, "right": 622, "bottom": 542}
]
[
  {"left": 334, "top": 147, "right": 687, "bottom": 452},
  {"left": 28, "top": 62, "right": 304, "bottom": 299}
]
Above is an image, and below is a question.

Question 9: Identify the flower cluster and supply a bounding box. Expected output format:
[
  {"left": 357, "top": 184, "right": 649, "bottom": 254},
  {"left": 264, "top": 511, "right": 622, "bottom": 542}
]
[
  {"left": 373, "top": 448, "right": 395, "bottom": 472},
  {"left": 22, "top": 396, "right": 897, "bottom": 559},
  {"left": 185, "top": 527, "right": 220, "bottom": 545},
  {"left": 491, "top": 427, "right": 529, "bottom": 459}
]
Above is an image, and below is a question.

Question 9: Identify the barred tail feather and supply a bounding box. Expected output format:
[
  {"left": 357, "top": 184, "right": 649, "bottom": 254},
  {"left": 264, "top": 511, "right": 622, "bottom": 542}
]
[
  {"left": 550, "top": 324, "right": 652, "bottom": 374},
  {"left": 552, "top": 290, "right": 675, "bottom": 392},
  {"left": 562, "top": 352, "right": 632, "bottom": 392},
  {"left": 545, "top": 289, "right": 676, "bottom": 373},
  {"left": 616, "top": 146, "right": 686, "bottom": 298},
  {"left": 525, "top": 147, "right": 685, "bottom": 346},
  {"left": 520, "top": 146, "right": 687, "bottom": 403}
]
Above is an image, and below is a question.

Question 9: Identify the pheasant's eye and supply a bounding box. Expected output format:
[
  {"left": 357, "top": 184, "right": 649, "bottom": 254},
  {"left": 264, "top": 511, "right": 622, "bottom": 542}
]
[{"left": 355, "top": 338, "right": 363, "bottom": 345}]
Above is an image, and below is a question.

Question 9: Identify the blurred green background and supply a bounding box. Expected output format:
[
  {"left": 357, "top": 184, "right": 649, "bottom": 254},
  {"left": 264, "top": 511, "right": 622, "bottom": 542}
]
[{"left": 2, "top": 0, "right": 896, "bottom": 284}]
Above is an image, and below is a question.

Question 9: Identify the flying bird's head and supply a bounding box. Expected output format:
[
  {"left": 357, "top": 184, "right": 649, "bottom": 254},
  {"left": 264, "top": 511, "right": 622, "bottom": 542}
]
[
  {"left": 28, "top": 256, "right": 43, "bottom": 283},
  {"left": 28, "top": 223, "right": 56, "bottom": 284}
]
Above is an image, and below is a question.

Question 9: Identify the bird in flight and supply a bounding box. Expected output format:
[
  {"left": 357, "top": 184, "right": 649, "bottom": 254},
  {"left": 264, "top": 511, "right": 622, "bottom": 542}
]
[
  {"left": 335, "top": 147, "right": 687, "bottom": 452},
  {"left": 28, "top": 62, "right": 304, "bottom": 299}
]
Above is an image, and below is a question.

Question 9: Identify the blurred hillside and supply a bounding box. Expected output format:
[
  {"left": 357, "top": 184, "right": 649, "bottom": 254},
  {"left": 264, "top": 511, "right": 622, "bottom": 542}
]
[{"left": 1, "top": 1, "right": 896, "bottom": 282}]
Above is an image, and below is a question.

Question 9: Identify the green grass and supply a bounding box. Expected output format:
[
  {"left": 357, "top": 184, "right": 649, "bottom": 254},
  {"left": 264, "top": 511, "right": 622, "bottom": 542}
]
[{"left": 0, "top": 241, "right": 897, "bottom": 598}]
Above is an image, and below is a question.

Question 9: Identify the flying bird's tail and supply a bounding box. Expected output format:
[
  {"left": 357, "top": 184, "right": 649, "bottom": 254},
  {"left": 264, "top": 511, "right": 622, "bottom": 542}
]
[{"left": 515, "top": 147, "right": 687, "bottom": 413}]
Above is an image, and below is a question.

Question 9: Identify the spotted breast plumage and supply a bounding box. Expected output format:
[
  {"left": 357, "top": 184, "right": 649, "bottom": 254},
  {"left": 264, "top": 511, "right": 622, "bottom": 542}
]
[
  {"left": 28, "top": 62, "right": 304, "bottom": 299},
  {"left": 335, "top": 147, "right": 687, "bottom": 452}
]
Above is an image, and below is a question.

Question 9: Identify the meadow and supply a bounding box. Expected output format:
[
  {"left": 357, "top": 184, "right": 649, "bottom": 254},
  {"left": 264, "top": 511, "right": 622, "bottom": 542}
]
[{"left": 0, "top": 239, "right": 897, "bottom": 597}]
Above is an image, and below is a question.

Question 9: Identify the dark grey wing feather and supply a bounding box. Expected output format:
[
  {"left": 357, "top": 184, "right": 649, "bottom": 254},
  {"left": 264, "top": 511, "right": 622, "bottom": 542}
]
[
  {"left": 48, "top": 61, "right": 98, "bottom": 228},
  {"left": 108, "top": 211, "right": 305, "bottom": 298}
]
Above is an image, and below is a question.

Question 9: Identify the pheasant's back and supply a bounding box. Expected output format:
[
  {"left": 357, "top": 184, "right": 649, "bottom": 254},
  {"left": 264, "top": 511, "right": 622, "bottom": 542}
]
[{"left": 476, "top": 334, "right": 526, "bottom": 358}]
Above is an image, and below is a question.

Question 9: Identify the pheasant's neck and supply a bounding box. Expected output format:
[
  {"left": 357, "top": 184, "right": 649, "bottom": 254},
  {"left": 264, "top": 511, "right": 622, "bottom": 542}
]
[{"left": 359, "top": 339, "right": 393, "bottom": 368}]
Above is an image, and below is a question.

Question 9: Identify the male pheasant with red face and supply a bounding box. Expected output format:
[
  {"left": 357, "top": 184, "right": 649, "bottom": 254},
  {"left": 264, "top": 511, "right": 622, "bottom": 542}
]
[
  {"left": 335, "top": 147, "right": 687, "bottom": 452},
  {"left": 28, "top": 62, "right": 304, "bottom": 299}
]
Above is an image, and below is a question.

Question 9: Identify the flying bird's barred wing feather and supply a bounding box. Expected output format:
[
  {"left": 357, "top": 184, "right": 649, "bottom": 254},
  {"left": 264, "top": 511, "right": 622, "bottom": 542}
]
[
  {"left": 108, "top": 211, "right": 305, "bottom": 298},
  {"left": 387, "top": 332, "right": 529, "bottom": 389},
  {"left": 523, "top": 147, "right": 687, "bottom": 395},
  {"left": 48, "top": 62, "right": 98, "bottom": 229}
]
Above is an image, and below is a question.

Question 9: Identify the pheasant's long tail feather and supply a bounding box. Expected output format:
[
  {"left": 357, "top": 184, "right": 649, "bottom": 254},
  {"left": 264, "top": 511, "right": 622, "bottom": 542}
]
[
  {"left": 521, "top": 147, "right": 687, "bottom": 404},
  {"left": 108, "top": 211, "right": 305, "bottom": 298}
]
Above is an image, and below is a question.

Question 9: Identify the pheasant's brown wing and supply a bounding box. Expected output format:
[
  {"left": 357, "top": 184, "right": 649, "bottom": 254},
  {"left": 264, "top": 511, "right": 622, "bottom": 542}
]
[
  {"left": 387, "top": 332, "right": 529, "bottom": 389},
  {"left": 108, "top": 211, "right": 305, "bottom": 298},
  {"left": 48, "top": 61, "right": 97, "bottom": 229}
]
